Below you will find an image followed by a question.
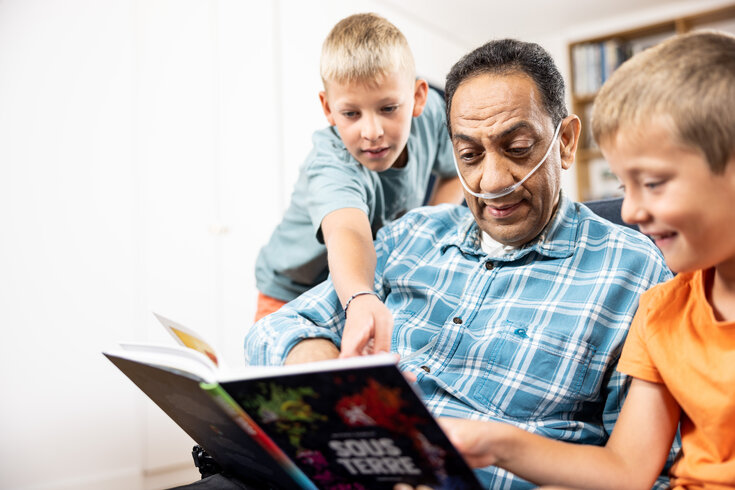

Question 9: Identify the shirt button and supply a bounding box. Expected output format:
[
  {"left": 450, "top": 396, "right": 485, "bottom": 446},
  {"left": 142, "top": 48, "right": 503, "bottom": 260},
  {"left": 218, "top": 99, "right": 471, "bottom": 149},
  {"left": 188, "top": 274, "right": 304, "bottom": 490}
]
[
  {"left": 452, "top": 317, "right": 463, "bottom": 324},
  {"left": 514, "top": 328, "right": 528, "bottom": 338},
  {"left": 421, "top": 365, "right": 430, "bottom": 373},
  {"left": 485, "top": 262, "right": 494, "bottom": 270}
]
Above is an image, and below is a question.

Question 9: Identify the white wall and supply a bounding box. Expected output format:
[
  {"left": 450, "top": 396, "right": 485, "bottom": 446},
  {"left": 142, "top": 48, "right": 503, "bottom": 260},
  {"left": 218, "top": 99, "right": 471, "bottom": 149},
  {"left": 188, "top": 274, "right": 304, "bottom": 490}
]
[
  {"left": 0, "top": 0, "right": 281, "bottom": 488},
  {"left": 0, "top": 1, "right": 144, "bottom": 488}
]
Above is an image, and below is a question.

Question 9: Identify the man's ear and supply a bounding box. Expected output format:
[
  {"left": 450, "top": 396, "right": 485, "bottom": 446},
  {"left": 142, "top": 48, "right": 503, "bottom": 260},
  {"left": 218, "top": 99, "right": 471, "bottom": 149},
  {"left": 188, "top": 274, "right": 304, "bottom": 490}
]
[
  {"left": 559, "top": 115, "right": 581, "bottom": 170},
  {"left": 319, "top": 91, "right": 336, "bottom": 126},
  {"left": 412, "top": 79, "right": 429, "bottom": 117}
]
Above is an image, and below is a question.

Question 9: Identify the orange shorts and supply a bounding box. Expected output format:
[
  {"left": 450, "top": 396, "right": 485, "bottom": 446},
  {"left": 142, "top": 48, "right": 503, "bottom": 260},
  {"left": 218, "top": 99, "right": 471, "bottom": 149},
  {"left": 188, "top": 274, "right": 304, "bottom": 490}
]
[{"left": 254, "top": 292, "right": 288, "bottom": 322}]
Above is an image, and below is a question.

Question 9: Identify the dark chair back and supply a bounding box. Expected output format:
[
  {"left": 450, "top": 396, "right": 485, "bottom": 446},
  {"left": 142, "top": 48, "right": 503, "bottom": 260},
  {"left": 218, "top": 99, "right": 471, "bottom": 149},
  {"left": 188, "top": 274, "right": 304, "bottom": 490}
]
[{"left": 583, "top": 197, "right": 638, "bottom": 232}]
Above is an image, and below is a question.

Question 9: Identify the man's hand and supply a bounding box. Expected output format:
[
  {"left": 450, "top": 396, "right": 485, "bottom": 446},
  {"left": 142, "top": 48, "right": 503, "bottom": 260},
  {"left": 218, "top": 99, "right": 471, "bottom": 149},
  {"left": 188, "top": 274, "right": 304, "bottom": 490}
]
[
  {"left": 284, "top": 338, "right": 339, "bottom": 365},
  {"left": 339, "top": 293, "right": 394, "bottom": 358}
]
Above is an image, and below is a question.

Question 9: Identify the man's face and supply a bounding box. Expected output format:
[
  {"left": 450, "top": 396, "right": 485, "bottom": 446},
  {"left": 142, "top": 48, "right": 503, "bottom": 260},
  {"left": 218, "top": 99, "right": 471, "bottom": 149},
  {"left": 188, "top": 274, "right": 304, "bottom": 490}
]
[
  {"left": 319, "top": 72, "right": 427, "bottom": 172},
  {"left": 449, "top": 72, "right": 574, "bottom": 247}
]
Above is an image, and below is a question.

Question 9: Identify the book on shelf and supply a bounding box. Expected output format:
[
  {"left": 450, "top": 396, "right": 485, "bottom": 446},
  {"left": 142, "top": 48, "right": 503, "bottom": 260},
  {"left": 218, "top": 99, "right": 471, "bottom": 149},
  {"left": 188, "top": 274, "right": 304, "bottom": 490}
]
[
  {"left": 572, "top": 31, "right": 674, "bottom": 97},
  {"left": 587, "top": 157, "right": 624, "bottom": 201},
  {"left": 104, "top": 313, "right": 482, "bottom": 490},
  {"left": 580, "top": 103, "right": 598, "bottom": 151}
]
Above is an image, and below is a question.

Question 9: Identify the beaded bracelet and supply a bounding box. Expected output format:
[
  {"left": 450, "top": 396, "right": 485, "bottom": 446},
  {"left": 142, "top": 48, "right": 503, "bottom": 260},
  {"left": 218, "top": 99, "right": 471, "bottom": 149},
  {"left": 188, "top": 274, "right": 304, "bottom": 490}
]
[{"left": 343, "top": 291, "right": 380, "bottom": 317}]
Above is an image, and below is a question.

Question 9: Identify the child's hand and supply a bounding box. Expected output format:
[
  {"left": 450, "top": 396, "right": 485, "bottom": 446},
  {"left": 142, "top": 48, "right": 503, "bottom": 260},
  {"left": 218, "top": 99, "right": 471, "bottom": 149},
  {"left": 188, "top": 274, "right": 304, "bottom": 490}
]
[
  {"left": 339, "top": 294, "right": 393, "bottom": 357},
  {"left": 438, "top": 417, "right": 506, "bottom": 468}
]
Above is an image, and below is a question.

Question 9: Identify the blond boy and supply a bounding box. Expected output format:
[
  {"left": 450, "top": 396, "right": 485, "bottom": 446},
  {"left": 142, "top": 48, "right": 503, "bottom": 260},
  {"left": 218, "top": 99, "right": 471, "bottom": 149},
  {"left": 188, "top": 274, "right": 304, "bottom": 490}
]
[
  {"left": 438, "top": 30, "right": 735, "bottom": 489},
  {"left": 254, "top": 13, "right": 461, "bottom": 357}
]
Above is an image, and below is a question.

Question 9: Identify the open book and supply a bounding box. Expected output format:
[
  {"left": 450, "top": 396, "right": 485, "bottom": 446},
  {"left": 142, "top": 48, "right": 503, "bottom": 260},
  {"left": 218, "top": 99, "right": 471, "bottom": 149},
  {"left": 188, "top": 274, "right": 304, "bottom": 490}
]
[{"left": 104, "top": 313, "right": 482, "bottom": 490}]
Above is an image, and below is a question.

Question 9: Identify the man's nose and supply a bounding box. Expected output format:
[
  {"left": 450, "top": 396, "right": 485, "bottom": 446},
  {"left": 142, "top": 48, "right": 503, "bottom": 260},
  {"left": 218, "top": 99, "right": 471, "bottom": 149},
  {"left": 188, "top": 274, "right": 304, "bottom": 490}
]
[
  {"left": 478, "top": 154, "right": 516, "bottom": 194},
  {"left": 620, "top": 192, "right": 650, "bottom": 225},
  {"left": 361, "top": 114, "right": 384, "bottom": 141}
]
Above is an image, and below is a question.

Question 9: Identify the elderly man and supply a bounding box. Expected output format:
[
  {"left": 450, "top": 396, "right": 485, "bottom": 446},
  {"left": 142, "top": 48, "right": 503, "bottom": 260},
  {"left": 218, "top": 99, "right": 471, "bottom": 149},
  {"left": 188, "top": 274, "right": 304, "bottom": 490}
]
[{"left": 244, "top": 39, "right": 673, "bottom": 488}]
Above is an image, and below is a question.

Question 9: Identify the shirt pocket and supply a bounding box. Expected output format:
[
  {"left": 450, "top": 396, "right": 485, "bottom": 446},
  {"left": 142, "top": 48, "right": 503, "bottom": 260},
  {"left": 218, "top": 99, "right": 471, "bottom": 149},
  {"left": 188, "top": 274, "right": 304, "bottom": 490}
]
[
  {"left": 472, "top": 325, "right": 598, "bottom": 420},
  {"left": 391, "top": 310, "right": 440, "bottom": 363}
]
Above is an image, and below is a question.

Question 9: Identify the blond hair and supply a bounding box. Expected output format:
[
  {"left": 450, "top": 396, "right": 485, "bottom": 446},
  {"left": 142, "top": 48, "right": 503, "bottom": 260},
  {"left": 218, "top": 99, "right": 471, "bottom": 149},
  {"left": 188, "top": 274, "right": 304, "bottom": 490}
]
[
  {"left": 591, "top": 30, "right": 735, "bottom": 173},
  {"left": 320, "top": 13, "right": 415, "bottom": 87}
]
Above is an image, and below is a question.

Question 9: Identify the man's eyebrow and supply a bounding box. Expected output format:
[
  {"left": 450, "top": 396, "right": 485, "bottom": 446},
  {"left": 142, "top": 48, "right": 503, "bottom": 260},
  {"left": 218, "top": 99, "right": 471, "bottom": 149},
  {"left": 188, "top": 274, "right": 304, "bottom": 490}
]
[
  {"left": 451, "top": 133, "right": 478, "bottom": 144},
  {"left": 497, "top": 121, "right": 535, "bottom": 139},
  {"left": 452, "top": 121, "right": 538, "bottom": 144}
]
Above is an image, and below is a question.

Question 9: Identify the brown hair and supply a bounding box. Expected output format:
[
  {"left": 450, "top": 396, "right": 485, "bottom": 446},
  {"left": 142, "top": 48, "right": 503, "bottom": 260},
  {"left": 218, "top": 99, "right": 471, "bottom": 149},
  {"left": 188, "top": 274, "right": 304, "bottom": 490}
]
[
  {"left": 320, "top": 13, "right": 415, "bottom": 87},
  {"left": 591, "top": 30, "right": 735, "bottom": 173}
]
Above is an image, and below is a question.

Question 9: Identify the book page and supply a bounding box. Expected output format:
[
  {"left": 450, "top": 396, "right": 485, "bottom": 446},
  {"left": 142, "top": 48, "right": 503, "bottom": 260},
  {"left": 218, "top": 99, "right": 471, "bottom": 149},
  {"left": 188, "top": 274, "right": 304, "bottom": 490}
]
[
  {"left": 216, "top": 352, "right": 400, "bottom": 383},
  {"left": 153, "top": 312, "right": 219, "bottom": 366},
  {"left": 110, "top": 342, "right": 218, "bottom": 383}
]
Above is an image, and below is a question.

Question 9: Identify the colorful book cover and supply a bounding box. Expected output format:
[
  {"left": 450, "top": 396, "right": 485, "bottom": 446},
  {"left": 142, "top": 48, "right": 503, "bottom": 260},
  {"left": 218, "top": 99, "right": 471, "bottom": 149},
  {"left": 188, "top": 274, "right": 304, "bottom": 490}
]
[
  {"left": 104, "top": 353, "right": 302, "bottom": 489},
  {"left": 106, "top": 313, "right": 482, "bottom": 489},
  {"left": 221, "top": 364, "right": 482, "bottom": 490}
]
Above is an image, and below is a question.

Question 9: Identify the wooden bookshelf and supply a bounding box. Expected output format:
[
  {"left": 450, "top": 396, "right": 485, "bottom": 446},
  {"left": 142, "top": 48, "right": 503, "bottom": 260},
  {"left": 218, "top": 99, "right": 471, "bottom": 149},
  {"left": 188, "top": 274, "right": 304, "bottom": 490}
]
[{"left": 568, "top": 3, "right": 735, "bottom": 201}]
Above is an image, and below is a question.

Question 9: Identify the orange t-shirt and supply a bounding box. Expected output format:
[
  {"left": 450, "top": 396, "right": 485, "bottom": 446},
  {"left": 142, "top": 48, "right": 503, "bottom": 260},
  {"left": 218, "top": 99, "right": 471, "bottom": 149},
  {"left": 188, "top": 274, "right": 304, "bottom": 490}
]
[{"left": 618, "top": 269, "right": 735, "bottom": 489}]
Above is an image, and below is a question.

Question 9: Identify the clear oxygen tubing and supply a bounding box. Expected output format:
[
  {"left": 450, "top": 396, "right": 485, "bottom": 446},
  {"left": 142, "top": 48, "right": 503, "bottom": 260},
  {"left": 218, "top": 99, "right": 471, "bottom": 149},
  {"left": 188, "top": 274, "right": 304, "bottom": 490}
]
[{"left": 453, "top": 120, "right": 563, "bottom": 200}]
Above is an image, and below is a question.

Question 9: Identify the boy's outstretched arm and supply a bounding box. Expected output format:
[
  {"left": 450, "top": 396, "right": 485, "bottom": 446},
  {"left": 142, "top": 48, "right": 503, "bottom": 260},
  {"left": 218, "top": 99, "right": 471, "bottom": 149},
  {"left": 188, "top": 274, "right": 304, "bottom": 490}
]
[
  {"left": 439, "top": 378, "right": 680, "bottom": 489},
  {"left": 321, "top": 207, "right": 393, "bottom": 357},
  {"left": 428, "top": 176, "right": 464, "bottom": 206}
]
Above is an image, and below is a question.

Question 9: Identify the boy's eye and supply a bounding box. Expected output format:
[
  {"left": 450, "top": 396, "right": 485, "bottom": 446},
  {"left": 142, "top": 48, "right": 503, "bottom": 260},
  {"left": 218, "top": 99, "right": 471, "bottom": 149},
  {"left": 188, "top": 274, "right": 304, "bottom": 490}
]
[
  {"left": 381, "top": 105, "right": 399, "bottom": 114},
  {"left": 342, "top": 111, "right": 359, "bottom": 118},
  {"left": 643, "top": 181, "right": 663, "bottom": 190}
]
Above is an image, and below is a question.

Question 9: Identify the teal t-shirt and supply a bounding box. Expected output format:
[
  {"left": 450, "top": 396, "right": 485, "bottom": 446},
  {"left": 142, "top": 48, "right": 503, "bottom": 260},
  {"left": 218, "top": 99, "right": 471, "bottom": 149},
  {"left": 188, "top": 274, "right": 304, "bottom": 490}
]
[{"left": 255, "top": 89, "right": 456, "bottom": 301}]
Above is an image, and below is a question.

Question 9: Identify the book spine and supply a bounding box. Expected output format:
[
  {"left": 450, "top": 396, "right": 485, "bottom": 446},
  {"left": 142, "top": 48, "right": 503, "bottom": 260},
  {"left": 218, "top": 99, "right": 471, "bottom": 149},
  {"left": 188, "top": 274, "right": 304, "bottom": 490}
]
[{"left": 200, "top": 382, "right": 318, "bottom": 490}]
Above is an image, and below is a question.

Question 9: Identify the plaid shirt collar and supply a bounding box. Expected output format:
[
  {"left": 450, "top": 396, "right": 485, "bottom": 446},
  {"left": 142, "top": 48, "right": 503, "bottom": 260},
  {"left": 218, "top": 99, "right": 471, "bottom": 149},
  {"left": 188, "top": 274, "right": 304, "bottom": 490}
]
[{"left": 438, "top": 191, "right": 577, "bottom": 262}]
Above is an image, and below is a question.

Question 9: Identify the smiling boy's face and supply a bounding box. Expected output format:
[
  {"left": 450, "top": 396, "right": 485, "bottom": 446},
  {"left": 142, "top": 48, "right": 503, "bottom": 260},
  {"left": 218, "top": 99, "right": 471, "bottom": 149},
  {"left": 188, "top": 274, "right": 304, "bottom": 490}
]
[
  {"left": 604, "top": 119, "right": 735, "bottom": 274},
  {"left": 319, "top": 71, "right": 427, "bottom": 172}
]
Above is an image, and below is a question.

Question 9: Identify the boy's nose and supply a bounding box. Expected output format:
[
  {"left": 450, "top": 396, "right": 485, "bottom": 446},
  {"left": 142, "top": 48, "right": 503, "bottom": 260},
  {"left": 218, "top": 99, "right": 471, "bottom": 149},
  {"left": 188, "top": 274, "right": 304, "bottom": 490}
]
[
  {"left": 620, "top": 193, "right": 649, "bottom": 225},
  {"left": 361, "top": 114, "right": 384, "bottom": 141}
]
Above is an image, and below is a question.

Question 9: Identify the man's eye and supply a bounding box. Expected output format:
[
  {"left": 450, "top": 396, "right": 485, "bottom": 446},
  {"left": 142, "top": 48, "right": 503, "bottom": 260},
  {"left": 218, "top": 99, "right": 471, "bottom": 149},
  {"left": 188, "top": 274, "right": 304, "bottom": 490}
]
[
  {"left": 507, "top": 146, "right": 532, "bottom": 157},
  {"left": 459, "top": 151, "right": 481, "bottom": 163}
]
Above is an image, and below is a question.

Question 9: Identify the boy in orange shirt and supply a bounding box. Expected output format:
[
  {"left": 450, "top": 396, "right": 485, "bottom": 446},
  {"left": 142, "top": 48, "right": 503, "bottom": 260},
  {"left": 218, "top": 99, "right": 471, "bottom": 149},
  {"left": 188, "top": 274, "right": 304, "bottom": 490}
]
[{"left": 436, "top": 31, "right": 735, "bottom": 488}]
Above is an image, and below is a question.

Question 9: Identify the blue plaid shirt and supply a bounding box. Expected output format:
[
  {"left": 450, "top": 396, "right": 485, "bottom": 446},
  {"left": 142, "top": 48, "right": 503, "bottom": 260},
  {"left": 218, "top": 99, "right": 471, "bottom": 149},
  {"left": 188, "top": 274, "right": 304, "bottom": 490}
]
[{"left": 245, "top": 194, "right": 673, "bottom": 489}]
